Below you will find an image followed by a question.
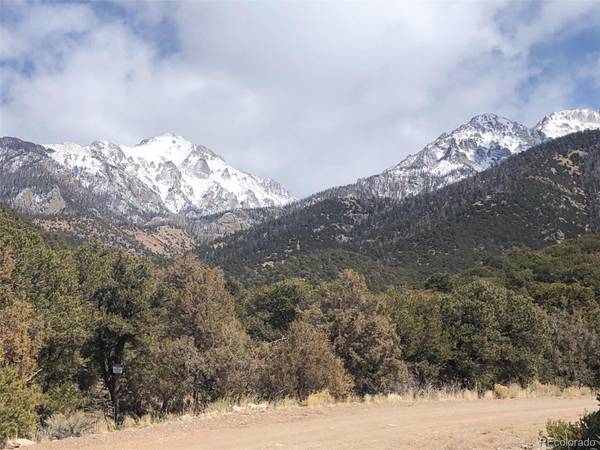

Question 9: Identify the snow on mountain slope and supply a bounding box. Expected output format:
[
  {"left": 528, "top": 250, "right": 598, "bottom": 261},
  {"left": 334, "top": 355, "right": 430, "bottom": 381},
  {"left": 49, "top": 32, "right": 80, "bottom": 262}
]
[
  {"left": 533, "top": 109, "right": 600, "bottom": 140},
  {"left": 2, "top": 108, "right": 598, "bottom": 240},
  {"left": 350, "top": 108, "right": 600, "bottom": 200},
  {"left": 45, "top": 134, "right": 294, "bottom": 219}
]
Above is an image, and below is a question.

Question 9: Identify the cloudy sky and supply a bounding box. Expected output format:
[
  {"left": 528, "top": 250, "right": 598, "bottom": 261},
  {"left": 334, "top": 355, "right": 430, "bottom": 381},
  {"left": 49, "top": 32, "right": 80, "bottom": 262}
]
[{"left": 1, "top": 0, "right": 599, "bottom": 197}]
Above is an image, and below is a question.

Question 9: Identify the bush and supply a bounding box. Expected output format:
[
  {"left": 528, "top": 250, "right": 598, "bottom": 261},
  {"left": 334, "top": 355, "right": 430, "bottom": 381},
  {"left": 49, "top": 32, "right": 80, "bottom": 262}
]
[
  {"left": 42, "top": 382, "right": 90, "bottom": 416},
  {"left": 243, "top": 279, "right": 313, "bottom": 341},
  {"left": 0, "top": 299, "right": 44, "bottom": 381},
  {"left": 545, "top": 395, "right": 600, "bottom": 449},
  {"left": 37, "top": 411, "right": 97, "bottom": 441},
  {"left": 261, "top": 317, "right": 352, "bottom": 401},
  {"left": 494, "top": 384, "right": 509, "bottom": 399},
  {"left": 383, "top": 289, "right": 454, "bottom": 389},
  {"left": 545, "top": 309, "right": 599, "bottom": 387},
  {"left": 321, "top": 270, "right": 407, "bottom": 395},
  {"left": 142, "top": 336, "right": 200, "bottom": 415},
  {"left": 160, "top": 257, "right": 259, "bottom": 410},
  {"left": 444, "top": 281, "right": 549, "bottom": 390},
  {"left": 0, "top": 366, "right": 40, "bottom": 445}
]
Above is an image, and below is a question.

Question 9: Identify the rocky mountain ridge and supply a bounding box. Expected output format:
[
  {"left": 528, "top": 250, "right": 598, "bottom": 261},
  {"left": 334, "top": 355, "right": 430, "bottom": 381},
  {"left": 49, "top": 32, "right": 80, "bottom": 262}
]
[
  {"left": 0, "top": 109, "right": 598, "bottom": 255},
  {"left": 44, "top": 133, "right": 294, "bottom": 220},
  {"left": 204, "top": 130, "right": 600, "bottom": 286},
  {"left": 310, "top": 108, "right": 600, "bottom": 203},
  {"left": 0, "top": 135, "right": 294, "bottom": 254}
]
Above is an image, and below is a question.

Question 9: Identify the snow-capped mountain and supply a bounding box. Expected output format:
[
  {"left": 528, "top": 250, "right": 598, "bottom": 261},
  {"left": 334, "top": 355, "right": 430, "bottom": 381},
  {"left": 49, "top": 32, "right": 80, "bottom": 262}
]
[
  {"left": 347, "top": 108, "right": 600, "bottom": 201},
  {"left": 533, "top": 109, "right": 600, "bottom": 141},
  {"left": 1, "top": 108, "right": 598, "bottom": 252},
  {"left": 0, "top": 134, "right": 294, "bottom": 223},
  {"left": 46, "top": 134, "right": 293, "bottom": 218}
]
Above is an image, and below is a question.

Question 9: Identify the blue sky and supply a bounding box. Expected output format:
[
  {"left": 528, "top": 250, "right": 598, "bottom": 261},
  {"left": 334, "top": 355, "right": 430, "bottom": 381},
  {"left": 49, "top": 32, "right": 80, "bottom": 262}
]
[
  {"left": 0, "top": 0, "right": 599, "bottom": 196},
  {"left": 526, "top": 27, "right": 600, "bottom": 107}
]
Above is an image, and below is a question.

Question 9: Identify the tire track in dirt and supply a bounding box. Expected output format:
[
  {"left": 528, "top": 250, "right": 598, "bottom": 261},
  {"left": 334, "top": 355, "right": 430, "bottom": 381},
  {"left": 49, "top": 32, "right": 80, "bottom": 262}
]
[{"left": 35, "top": 397, "right": 597, "bottom": 450}]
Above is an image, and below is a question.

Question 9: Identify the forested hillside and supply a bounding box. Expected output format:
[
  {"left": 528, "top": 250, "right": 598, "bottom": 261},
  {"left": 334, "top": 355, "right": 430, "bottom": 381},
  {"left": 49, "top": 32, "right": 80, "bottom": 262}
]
[
  {"left": 2, "top": 204, "right": 599, "bottom": 444},
  {"left": 203, "top": 130, "right": 600, "bottom": 287}
]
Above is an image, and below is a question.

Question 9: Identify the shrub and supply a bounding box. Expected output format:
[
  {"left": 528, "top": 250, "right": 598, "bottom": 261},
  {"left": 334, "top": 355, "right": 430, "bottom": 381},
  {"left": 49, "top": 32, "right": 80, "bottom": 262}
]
[
  {"left": 545, "top": 309, "right": 599, "bottom": 387},
  {"left": 42, "top": 382, "right": 90, "bottom": 416},
  {"left": 321, "top": 270, "right": 407, "bottom": 395},
  {"left": 0, "top": 299, "right": 44, "bottom": 380},
  {"left": 261, "top": 317, "right": 352, "bottom": 401},
  {"left": 545, "top": 419, "right": 579, "bottom": 447},
  {"left": 494, "top": 384, "right": 509, "bottom": 399},
  {"left": 444, "top": 281, "right": 549, "bottom": 390},
  {"left": 243, "top": 279, "right": 313, "bottom": 341},
  {"left": 383, "top": 289, "right": 453, "bottom": 389},
  {"left": 160, "top": 257, "right": 259, "bottom": 410},
  {"left": 37, "top": 411, "right": 97, "bottom": 441},
  {"left": 544, "top": 395, "right": 600, "bottom": 450},
  {"left": 0, "top": 366, "right": 40, "bottom": 445},
  {"left": 143, "top": 336, "right": 200, "bottom": 415}
]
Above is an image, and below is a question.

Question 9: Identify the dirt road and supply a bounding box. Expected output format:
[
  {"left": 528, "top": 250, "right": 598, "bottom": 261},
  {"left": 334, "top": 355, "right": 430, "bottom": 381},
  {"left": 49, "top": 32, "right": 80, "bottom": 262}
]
[{"left": 35, "top": 397, "right": 596, "bottom": 450}]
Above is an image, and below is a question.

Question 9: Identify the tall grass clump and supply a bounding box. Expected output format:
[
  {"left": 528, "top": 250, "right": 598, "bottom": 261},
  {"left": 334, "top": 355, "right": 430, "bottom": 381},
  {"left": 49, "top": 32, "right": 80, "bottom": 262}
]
[{"left": 37, "top": 412, "right": 98, "bottom": 441}]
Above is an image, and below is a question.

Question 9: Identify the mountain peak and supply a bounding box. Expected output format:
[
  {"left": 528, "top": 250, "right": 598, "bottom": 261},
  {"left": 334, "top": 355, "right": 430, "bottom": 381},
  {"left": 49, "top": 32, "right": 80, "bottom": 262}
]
[
  {"left": 34, "top": 135, "right": 294, "bottom": 219},
  {"left": 544, "top": 108, "right": 598, "bottom": 117},
  {"left": 533, "top": 108, "right": 600, "bottom": 140},
  {"left": 345, "top": 108, "right": 600, "bottom": 202},
  {"left": 138, "top": 132, "right": 188, "bottom": 144},
  {"left": 135, "top": 132, "right": 195, "bottom": 151},
  {"left": 128, "top": 134, "right": 196, "bottom": 167},
  {"left": 467, "top": 113, "right": 515, "bottom": 128}
]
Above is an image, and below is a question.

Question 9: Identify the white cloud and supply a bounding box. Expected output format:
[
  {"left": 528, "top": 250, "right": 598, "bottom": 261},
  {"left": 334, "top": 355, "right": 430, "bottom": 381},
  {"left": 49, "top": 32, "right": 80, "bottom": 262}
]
[
  {"left": 0, "top": 1, "right": 598, "bottom": 196},
  {"left": 578, "top": 53, "right": 600, "bottom": 88}
]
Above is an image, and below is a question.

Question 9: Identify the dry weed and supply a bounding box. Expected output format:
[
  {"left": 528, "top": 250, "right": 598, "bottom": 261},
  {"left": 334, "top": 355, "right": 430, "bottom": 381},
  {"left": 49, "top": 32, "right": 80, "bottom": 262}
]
[{"left": 305, "top": 391, "right": 335, "bottom": 407}]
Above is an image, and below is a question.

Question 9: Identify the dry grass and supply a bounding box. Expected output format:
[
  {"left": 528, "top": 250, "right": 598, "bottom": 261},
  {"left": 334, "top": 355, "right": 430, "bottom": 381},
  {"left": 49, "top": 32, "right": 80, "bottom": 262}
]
[
  {"left": 360, "top": 383, "right": 595, "bottom": 405},
  {"left": 204, "top": 396, "right": 271, "bottom": 415},
  {"left": 483, "top": 390, "right": 495, "bottom": 400},
  {"left": 48, "top": 383, "right": 596, "bottom": 444},
  {"left": 362, "top": 387, "right": 481, "bottom": 404},
  {"left": 562, "top": 386, "right": 593, "bottom": 399},
  {"left": 270, "top": 397, "right": 300, "bottom": 409},
  {"left": 526, "top": 380, "right": 562, "bottom": 397},
  {"left": 204, "top": 398, "right": 236, "bottom": 415},
  {"left": 305, "top": 391, "right": 335, "bottom": 407},
  {"left": 37, "top": 412, "right": 99, "bottom": 441},
  {"left": 494, "top": 383, "right": 510, "bottom": 399},
  {"left": 508, "top": 383, "right": 526, "bottom": 398},
  {"left": 404, "top": 386, "right": 479, "bottom": 402},
  {"left": 489, "top": 382, "right": 593, "bottom": 400}
]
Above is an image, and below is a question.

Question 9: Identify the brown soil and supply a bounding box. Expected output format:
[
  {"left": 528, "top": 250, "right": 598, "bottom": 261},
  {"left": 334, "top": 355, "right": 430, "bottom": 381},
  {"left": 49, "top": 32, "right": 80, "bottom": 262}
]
[{"left": 34, "top": 397, "right": 596, "bottom": 450}]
